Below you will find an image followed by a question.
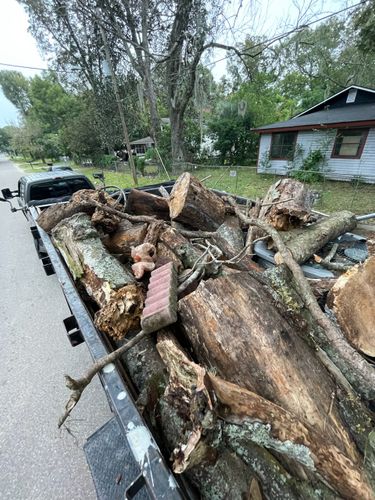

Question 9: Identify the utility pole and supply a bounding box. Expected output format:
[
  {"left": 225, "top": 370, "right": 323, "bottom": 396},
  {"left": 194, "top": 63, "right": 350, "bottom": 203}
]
[{"left": 98, "top": 19, "right": 138, "bottom": 186}]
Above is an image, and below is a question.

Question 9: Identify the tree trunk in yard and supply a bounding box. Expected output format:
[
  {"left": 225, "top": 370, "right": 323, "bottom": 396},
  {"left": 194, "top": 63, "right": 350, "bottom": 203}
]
[
  {"left": 177, "top": 273, "right": 358, "bottom": 463},
  {"left": 52, "top": 213, "right": 144, "bottom": 339},
  {"left": 169, "top": 173, "right": 227, "bottom": 231},
  {"left": 170, "top": 111, "right": 185, "bottom": 166},
  {"left": 327, "top": 256, "right": 375, "bottom": 356},
  {"left": 274, "top": 211, "right": 357, "bottom": 264}
]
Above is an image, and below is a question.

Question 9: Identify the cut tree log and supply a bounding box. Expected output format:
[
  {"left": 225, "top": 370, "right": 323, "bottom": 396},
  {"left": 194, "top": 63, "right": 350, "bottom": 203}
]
[
  {"left": 274, "top": 210, "right": 357, "bottom": 264},
  {"left": 227, "top": 196, "right": 375, "bottom": 400},
  {"left": 213, "top": 216, "right": 261, "bottom": 272},
  {"left": 103, "top": 222, "right": 147, "bottom": 257},
  {"left": 125, "top": 189, "right": 170, "bottom": 220},
  {"left": 158, "top": 225, "right": 202, "bottom": 269},
  {"left": 258, "top": 179, "right": 314, "bottom": 231},
  {"left": 37, "top": 189, "right": 117, "bottom": 232},
  {"left": 327, "top": 256, "right": 375, "bottom": 357},
  {"left": 52, "top": 213, "right": 143, "bottom": 339},
  {"left": 169, "top": 173, "right": 227, "bottom": 231},
  {"left": 178, "top": 272, "right": 358, "bottom": 462},
  {"left": 157, "top": 334, "right": 372, "bottom": 499}
]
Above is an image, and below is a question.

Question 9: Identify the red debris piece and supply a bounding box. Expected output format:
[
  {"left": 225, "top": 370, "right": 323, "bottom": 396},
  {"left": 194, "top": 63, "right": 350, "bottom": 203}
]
[{"left": 141, "top": 262, "right": 177, "bottom": 333}]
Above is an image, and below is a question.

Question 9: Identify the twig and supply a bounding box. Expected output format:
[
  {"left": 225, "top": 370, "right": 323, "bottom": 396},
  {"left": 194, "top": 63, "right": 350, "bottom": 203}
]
[
  {"left": 314, "top": 256, "right": 352, "bottom": 272},
  {"left": 314, "top": 244, "right": 352, "bottom": 271},
  {"left": 200, "top": 175, "right": 212, "bottom": 183},
  {"left": 226, "top": 196, "right": 375, "bottom": 400},
  {"left": 178, "top": 229, "right": 217, "bottom": 238},
  {"left": 58, "top": 329, "right": 149, "bottom": 427},
  {"left": 89, "top": 200, "right": 157, "bottom": 223},
  {"left": 325, "top": 243, "right": 339, "bottom": 263},
  {"left": 177, "top": 268, "right": 203, "bottom": 295}
]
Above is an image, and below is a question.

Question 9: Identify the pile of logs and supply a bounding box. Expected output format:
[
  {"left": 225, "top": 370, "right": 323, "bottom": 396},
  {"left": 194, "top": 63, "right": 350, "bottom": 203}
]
[{"left": 37, "top": 173, "right": 375, "bottom": 499}]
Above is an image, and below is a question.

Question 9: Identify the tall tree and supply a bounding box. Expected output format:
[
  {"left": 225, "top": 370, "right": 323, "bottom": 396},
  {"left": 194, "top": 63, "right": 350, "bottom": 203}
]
[{"left": 0, "top": 70, "right": 30, "bottom": 115}]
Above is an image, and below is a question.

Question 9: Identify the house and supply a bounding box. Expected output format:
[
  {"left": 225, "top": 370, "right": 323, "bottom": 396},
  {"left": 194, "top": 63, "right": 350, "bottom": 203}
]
[
  {"left": 254, "top": 86, "right": 375, "bottom": 182},
  {"left": 129, "top": 136, "right": 155, "bottom": 155}
]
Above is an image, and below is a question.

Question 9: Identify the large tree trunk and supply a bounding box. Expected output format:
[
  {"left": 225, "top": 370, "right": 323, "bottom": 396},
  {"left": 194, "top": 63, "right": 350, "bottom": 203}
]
[
  {"left": 125, "top": 189, "right": 170, "bottom": 220},
  {"left": 169, "top": 173, "right": 227, "bottom": 231},
  {"left": 327, "top": 256, "right": 375, "bottom": 356},
  {"left": 259, "top": 178, "right": 314, "bottom": 231},
  {"left": 170, "top": 110, "right": 185, "bottom": 166},
  {"left": 177, "top": 272, "right": 358, "bottom": 462},
  {"left": 52, "top": 213, "right": 143, "bottom": 339},
  {"left": 274, "top": 211, "right": 357, "bottom": 264},
  {"left": 156, "top": 334, "right": 372, "bottom": 499}
]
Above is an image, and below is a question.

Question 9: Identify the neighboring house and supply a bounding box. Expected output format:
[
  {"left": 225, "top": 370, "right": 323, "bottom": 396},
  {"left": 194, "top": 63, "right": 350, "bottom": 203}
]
[
  {"left": 130, "top": 136, "right": 155, "bottom": 155},
  {"left": 254, "top": 86, "right": 375, "bottom": 182}
]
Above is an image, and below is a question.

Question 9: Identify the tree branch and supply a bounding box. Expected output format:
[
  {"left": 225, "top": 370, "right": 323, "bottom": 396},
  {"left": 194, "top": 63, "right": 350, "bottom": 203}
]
[{"left": 226, "top": 196, "right": 375, "bottom": 400}]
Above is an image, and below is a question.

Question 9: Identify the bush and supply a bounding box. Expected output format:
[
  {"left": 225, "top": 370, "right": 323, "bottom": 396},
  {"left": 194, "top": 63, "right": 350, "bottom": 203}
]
[
  {"left": 135, "top": 156, "right": 146, "bottom": 175},
  {"left": 291, "top": 149, "right": 326, "bottom": 183},
  {"left": 93, "top": 154, "right": 116, "bottom": 168}
]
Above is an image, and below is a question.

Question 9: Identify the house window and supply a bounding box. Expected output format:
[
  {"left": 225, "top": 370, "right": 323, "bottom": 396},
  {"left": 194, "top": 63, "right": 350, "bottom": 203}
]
[
  {"left": 331, "top": 129, "right": 369, "bottom": 159},
  {"left": 270, "top": 132, "right": 297, "bottom": 160}
]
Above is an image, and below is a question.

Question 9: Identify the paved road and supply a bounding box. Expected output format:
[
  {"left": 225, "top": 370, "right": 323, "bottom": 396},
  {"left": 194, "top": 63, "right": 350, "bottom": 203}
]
[{"left": 0, "top": 158, "right": 112, "bottom": 499}]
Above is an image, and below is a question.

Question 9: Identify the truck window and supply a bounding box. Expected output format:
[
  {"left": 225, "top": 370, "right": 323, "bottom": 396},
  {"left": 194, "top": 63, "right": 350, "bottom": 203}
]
[{"left": 29, "top": 178, "right": 92, "bottom": 201}]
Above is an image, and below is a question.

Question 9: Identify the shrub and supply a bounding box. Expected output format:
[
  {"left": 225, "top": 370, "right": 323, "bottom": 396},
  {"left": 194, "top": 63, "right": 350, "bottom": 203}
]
[{"left": 291, "top": 149, "right": 326, "bottom": 183}]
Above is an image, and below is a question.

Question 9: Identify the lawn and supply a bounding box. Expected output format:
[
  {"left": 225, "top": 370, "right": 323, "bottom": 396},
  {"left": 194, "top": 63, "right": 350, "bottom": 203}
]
[{"left": 13, "top": 158, "right": 375, "bottom": 215}]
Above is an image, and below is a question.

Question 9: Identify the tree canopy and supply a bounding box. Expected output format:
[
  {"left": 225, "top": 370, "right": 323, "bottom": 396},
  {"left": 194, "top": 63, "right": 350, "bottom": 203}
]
[{"left": 1, "top": 1, "right": 374, "bottom": 166}]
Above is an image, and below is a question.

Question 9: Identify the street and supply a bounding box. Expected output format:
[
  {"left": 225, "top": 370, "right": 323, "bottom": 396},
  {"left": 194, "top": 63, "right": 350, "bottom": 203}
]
[{"left": 0, "top": 158, "right": 111, "bottom": 499}]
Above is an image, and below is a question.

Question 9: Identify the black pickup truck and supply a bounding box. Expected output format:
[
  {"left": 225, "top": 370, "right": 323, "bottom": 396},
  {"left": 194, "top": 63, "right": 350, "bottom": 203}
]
[{"left": 1, "top": 171, "right": 184, "bottom": 499}]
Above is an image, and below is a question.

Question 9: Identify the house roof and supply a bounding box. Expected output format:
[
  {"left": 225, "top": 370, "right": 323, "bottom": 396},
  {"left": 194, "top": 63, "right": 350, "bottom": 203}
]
[
  {"left": 254, "top": 103, "right": 375, "bottom": 133},
  {"left": 294, "top": 85, "right": 375, "bottom": 118},
  {"left": 254, "top": 85, "right": 375, "bottom": 133},
  {"left": 130, "top": 136, "right": 155, "bottom": 145}
]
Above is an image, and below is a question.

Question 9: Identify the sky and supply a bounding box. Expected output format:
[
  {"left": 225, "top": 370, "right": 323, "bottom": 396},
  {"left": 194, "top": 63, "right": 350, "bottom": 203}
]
[
  {"left": 0, "top": 0, "right": 45, "bottom": 126},
  {"left": 0, "top": 0, "right": 357, "bottom": 127}
]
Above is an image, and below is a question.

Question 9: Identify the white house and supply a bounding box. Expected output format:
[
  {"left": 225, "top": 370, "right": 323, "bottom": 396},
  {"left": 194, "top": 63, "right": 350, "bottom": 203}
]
[{"left": 254, "top": 86, "right": 375, "bottom": 183}]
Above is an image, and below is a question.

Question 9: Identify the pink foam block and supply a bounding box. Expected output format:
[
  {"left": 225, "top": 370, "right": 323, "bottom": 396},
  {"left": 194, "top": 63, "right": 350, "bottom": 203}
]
[{"left": 141, "top": 262, "right": 177, "bottom": 334}]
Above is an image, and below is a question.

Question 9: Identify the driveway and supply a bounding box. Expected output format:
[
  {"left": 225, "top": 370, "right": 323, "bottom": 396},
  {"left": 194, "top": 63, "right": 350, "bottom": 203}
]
[{"left": 0, "top": 158, "right": 111, "bottom": 499}]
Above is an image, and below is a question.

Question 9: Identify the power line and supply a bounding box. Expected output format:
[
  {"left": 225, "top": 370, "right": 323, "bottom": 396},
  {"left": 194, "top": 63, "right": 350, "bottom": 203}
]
[
  {"left": 0, "top": 61, "right": 80, "bottom": 73},
  {"left": 204, "top": 0, "right": 366, "bottom": 68},
  {"left": 0, "top": 0, "right": 367, "bottom": 74}
]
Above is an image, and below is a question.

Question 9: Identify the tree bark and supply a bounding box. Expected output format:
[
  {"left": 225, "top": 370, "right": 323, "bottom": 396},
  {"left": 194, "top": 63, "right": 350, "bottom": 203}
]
[
  {"left": 213, "top": 216, "right": 261, "bottom": 272},
  {"left": 178, "top": 273, "right": 358, "bottom": 462},
  {"left": 274, "top": 211, "right": 357, "bottom": 264},
  {"left": 52, "top": 213, "right": 143, "bottom": 339},
  {"left": 102, "top": 222, "right": 147, "bottom": 257},
  {"left": 169, "top": 173, "right": 227, "bottom": 231},
  {"left": 125, "top": 189, "right": 170, "bottom": 220},
  {"left": 259, "top": 179, "right": 314, "bottom": 231},
  {"left": 157, "top": 334, "right": 371, "bottom": 499},
  {"left": 327, "top": 256, "right": 375, "bottom": 356},
  {"left": 170, "top": 111, "right": 185, "bottom": 166}
]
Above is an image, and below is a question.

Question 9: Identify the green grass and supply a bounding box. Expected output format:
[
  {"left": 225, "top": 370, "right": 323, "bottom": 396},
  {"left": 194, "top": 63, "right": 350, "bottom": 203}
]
[{"left": 13, "top": 158, "right": 375, "bottom": 215}]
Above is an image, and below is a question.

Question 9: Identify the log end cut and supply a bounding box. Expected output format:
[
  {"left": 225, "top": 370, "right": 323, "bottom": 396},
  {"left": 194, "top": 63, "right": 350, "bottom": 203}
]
[{"left": 327, "top": 256, "right": 375, "bottom": 357}]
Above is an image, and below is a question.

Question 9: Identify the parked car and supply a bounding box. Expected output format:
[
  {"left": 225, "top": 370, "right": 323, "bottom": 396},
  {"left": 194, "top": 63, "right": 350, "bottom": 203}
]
[{"left": 47, "top": 164, "right": 73, "bottom": 172}]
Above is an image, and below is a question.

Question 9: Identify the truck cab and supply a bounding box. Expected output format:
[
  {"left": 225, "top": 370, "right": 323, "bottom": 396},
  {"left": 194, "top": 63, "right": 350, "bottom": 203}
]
[
  {"left": 16, "top": 171, "right": 94, "bottom": 209},
  {"left": 1, "top": 171, "right": 95, "bottom": 273}
]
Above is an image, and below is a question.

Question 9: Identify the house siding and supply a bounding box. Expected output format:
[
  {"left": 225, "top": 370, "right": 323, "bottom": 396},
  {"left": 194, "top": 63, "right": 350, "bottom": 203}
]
[{"left": 257, "top": 128, "right": 375, "bottom": 183}]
